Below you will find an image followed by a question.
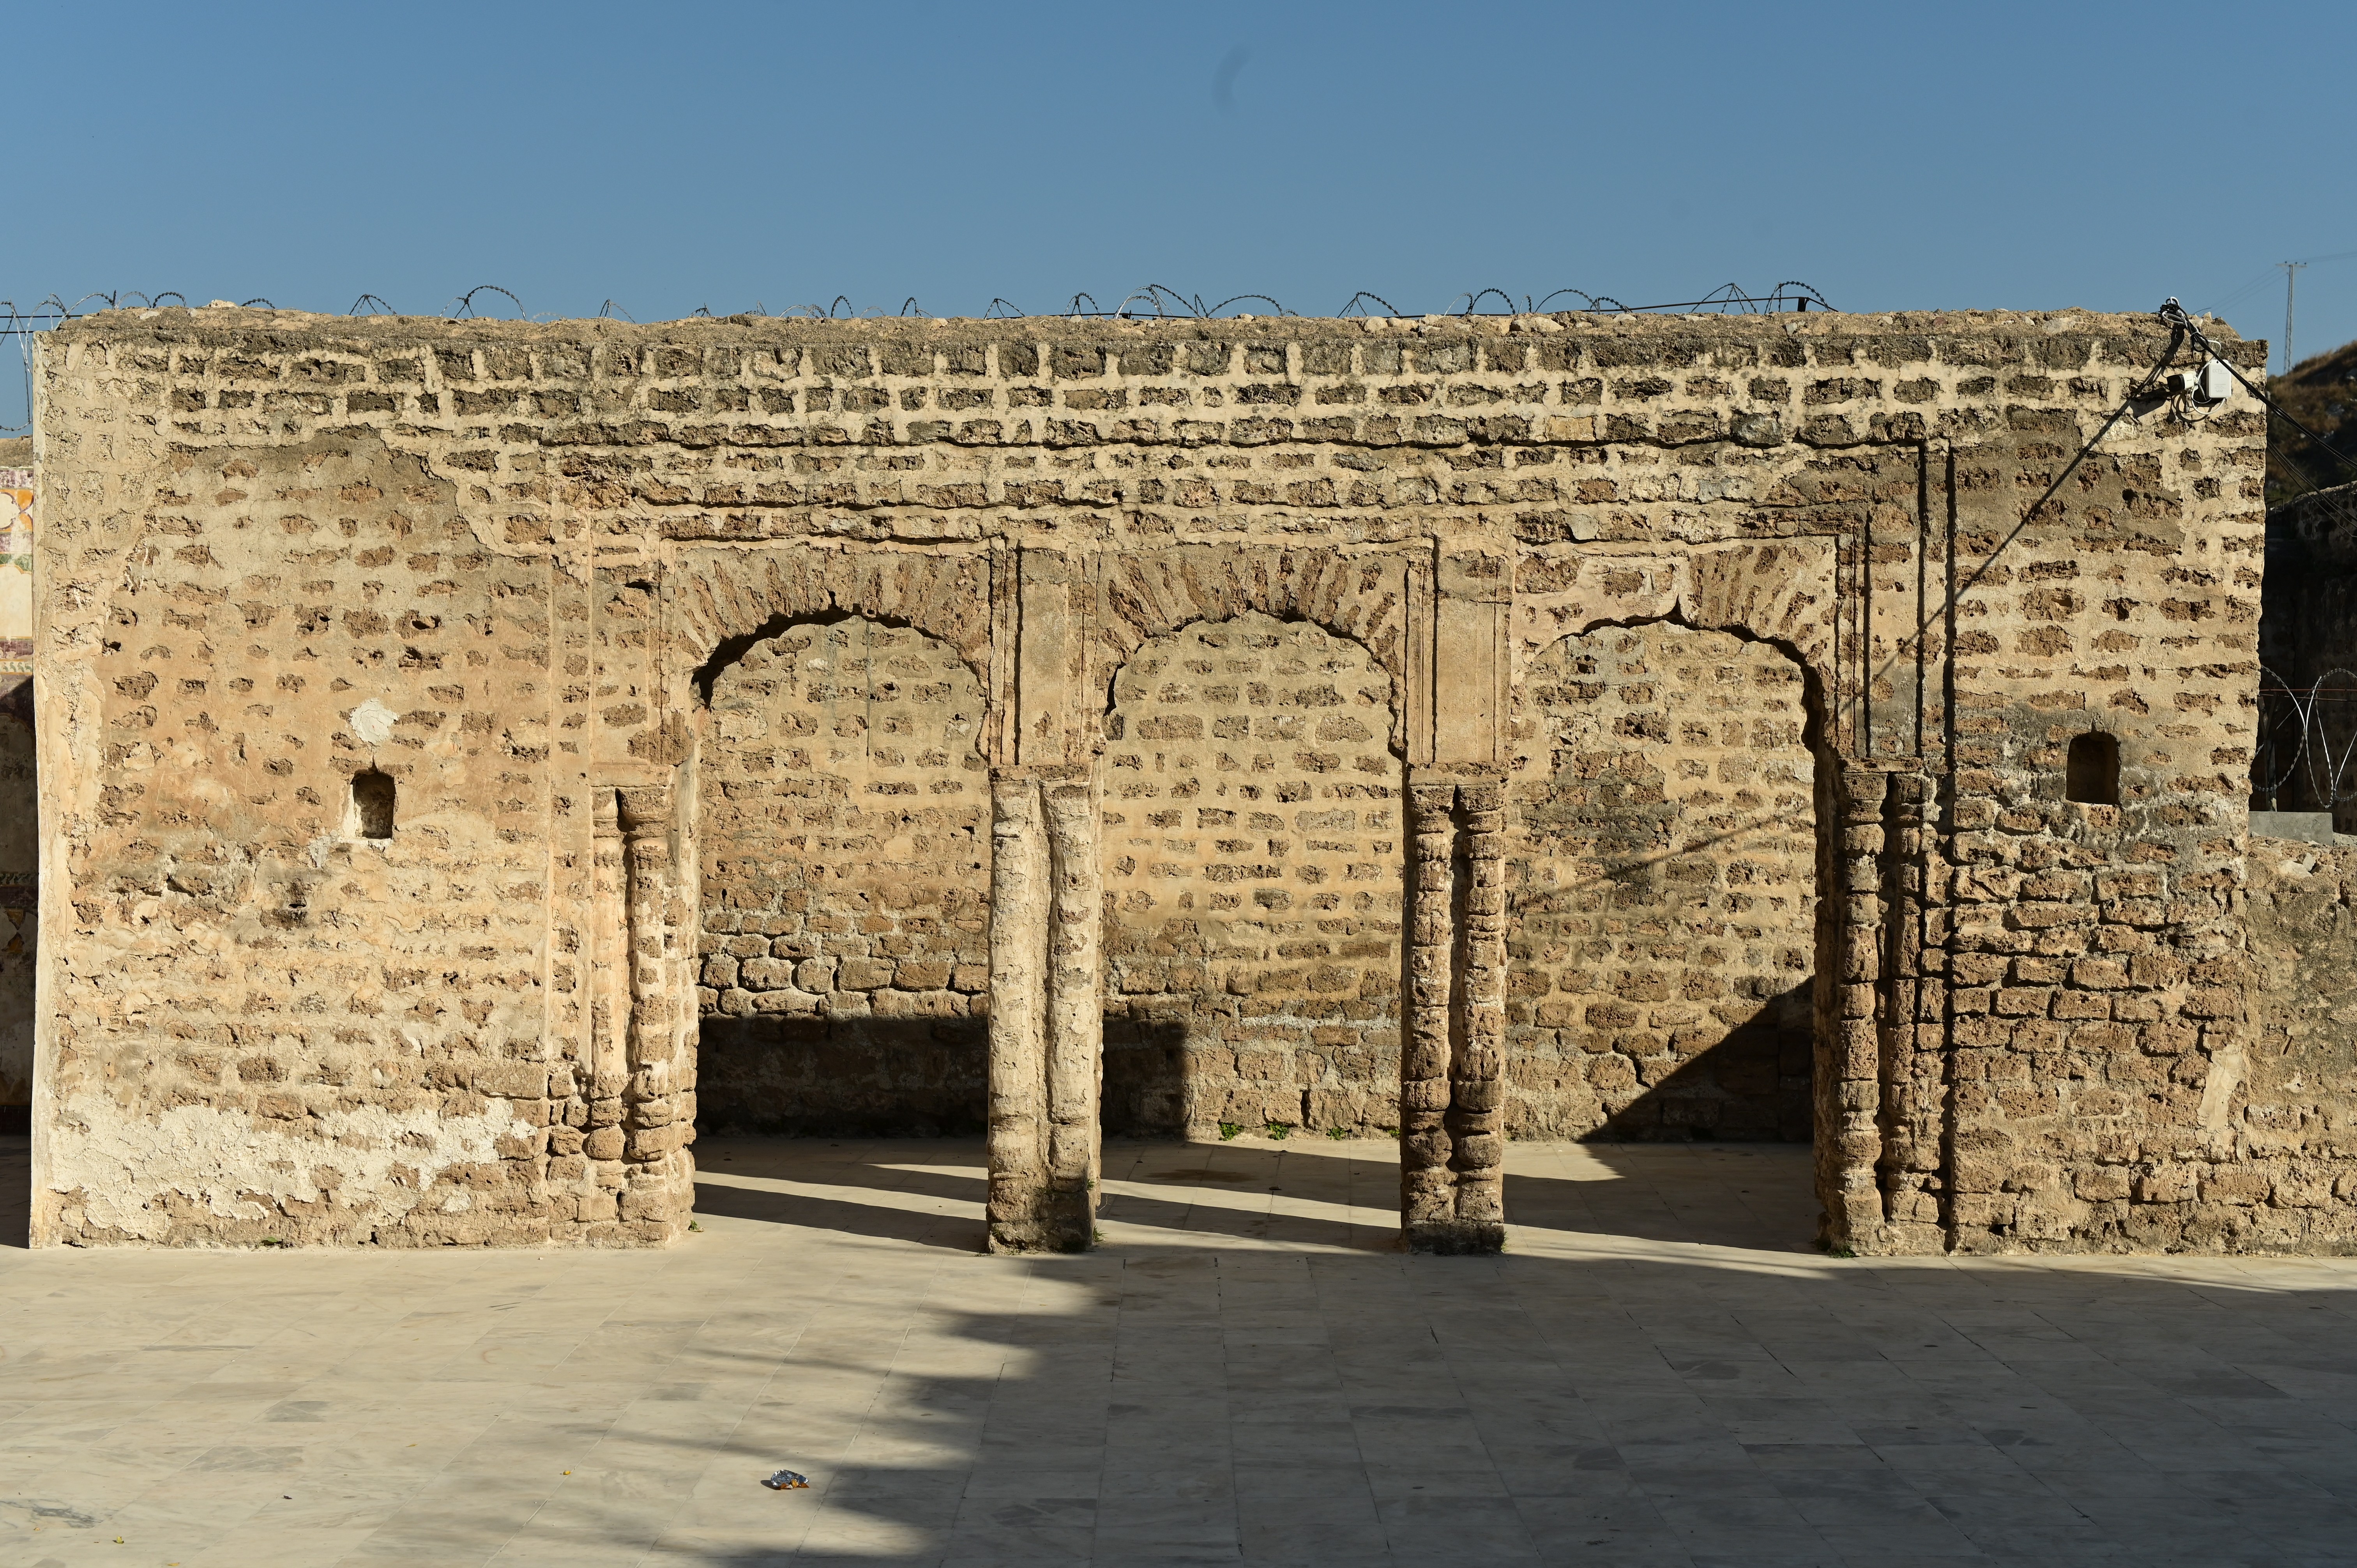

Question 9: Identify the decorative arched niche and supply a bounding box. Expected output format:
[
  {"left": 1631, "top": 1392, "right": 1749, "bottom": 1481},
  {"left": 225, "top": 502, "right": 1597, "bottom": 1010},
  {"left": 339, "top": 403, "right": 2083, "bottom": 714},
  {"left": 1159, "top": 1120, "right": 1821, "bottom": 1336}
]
[
  {"left": 1505, "top": 617, "right": 1822, "bottom": 1143},
  {"left": 1097, "top": 611, "right": 1406, "bottom": 1137},
  {"left": 693, "top": 613, "right": 992, "bottom": 1135}
]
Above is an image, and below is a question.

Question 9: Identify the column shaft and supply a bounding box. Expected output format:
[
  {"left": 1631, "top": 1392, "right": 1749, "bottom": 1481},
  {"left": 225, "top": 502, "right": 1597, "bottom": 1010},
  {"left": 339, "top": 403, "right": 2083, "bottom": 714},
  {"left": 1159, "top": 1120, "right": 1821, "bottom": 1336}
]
[
  {"left": 987, "top": 775, "right": 1049, "bottom": 1249},
  {"left": 614, "top": 784, "right": 690, "bottom": 1236},
  {"left": 1447, "top": 781, "right": 1508, "bottom": 1249},
  {"left": 1817, "top": 768, "right": 1889, "bottom": 1252},
  {"left": 1401, "top": 772, "right": 1510, "bottom": 1254},
  {"left": 1401, "top": 780, "right": 1458, "bottom": 1240},
  {"left": 986, "top": 770, "right": 1098, "bottom": 1252},
  {"left": 1042, "top": 778, "right": 1102, "bottom": 1238}
]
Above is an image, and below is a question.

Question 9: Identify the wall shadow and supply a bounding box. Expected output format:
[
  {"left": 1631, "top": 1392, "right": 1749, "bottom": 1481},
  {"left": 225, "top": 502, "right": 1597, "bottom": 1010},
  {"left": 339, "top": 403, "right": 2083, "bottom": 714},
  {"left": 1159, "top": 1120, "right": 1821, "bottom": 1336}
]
[
  {"left": 695, "top": 1016, "right": 986, "bottom": 1137},
  {"left": 14, "top": 1140, "right": 2344, "bottom": 1563},
  {"left": 1588, "top": 979, "right": 1815, "bottom": 1143},
  {"left": 1101, "top": 1016, "right": 1190, "bottom": 1136},
  {"left": 0, "top": 1135, "right": 26, "bottom": 1247}
]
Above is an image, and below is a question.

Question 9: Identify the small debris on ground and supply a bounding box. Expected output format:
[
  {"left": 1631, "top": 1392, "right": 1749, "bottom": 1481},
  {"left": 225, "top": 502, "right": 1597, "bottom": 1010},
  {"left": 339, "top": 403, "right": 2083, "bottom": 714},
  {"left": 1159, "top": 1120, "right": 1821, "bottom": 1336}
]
[{"left": 763, "top": 1469, "right": 809, "bottom": 1490}]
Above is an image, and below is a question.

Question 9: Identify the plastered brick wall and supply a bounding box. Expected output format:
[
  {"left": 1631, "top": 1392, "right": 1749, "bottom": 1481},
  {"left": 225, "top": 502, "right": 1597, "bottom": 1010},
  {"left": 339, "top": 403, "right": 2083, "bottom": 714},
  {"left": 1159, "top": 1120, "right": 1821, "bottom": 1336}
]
[
  {"left": 695, "top": 618, "right": 990, "bottom": 1132},
  {"left": 23, "top": 303, "right": 2306, "bottom": 1254},
  {"left": 1099, "top": 614, "right": 1403, "bottom": 1134},
  {"left": 2198, "top": 839, "right": 2357, "bottom": 1250},
  {"left": 30, "top": 436, "right": 600, "bottom": 1244},
  {"left": 1505, "top": 624, "right": 1815, "bottom": 1140}
]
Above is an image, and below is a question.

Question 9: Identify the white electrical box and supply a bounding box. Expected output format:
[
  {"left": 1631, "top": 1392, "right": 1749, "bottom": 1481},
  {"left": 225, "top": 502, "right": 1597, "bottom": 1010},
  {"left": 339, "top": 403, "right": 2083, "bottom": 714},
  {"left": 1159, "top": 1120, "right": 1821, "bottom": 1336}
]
[{"left": 2198, "top": 360, "right": 2233, "bottom": 402}]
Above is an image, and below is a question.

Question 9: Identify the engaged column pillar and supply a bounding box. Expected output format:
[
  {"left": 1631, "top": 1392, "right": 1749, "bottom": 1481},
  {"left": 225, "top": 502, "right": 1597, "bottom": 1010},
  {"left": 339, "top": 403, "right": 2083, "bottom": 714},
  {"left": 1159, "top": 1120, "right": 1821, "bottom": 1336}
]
[
  {"left": 1817, "top": 766, "right": 1889, "bottom": 1253},
  {"left": 1401, "top": 769, "right": 1510, "bottom": 1255},
  {"left": 615, "top": 784, "right": 691, "bottom": 1240},
  {"left": 987, "top": 766, "right": 1100, "bottom": 1252}
]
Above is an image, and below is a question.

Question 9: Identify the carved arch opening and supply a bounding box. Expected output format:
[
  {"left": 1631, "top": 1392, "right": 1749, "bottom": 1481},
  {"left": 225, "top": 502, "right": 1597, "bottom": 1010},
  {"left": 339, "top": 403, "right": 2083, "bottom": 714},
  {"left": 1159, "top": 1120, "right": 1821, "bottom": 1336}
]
[
  {"left": 1095, "top": 547, "right": 1426, "bottom": 761},
  {"left": 675, "top": 547, "right": 999, "bottom": 716}
]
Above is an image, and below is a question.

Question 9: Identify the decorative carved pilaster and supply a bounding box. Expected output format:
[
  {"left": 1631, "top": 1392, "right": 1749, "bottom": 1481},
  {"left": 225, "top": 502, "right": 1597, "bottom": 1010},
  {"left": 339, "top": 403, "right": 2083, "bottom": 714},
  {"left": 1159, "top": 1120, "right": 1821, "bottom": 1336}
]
[
  {"left": 616, "top": 787, "right": 673, "bottom": 1083},
  {"left": 1403, "top": 769, "right": 1510, "bottom": 1254},
  {"left": 1446, "top": 777, "right": 1508, "bottom": 1250},
  {"left": 612, "top": 783, "right": 691, "bottom": 1238},
  {"left": 1401, "top": 778, "right": 1458, "bottom": 1242},
  {"left": 1877, "top": 771, "right": 1944, "bottom": 1251}
]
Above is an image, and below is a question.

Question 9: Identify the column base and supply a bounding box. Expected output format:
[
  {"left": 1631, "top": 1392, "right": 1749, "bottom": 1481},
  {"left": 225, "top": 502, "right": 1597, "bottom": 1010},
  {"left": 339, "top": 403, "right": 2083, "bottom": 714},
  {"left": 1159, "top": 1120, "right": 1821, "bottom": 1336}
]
[
  {"left": 987, "top": 1224, "right": 1094, "bottom": 1255},
  {"left": 1403, "top": 1219, "right": 1505, "bottom": 1255},
  {"left": 986, "top": 1183, "right": 1095, "bottom": 1254}
]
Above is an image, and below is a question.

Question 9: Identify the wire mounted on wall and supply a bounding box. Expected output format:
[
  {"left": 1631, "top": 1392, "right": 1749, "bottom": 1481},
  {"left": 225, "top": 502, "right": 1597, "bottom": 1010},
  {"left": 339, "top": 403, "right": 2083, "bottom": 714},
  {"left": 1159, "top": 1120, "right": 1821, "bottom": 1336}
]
[{"left": 445, "top": 286, "right": 524, "bottom": 320}]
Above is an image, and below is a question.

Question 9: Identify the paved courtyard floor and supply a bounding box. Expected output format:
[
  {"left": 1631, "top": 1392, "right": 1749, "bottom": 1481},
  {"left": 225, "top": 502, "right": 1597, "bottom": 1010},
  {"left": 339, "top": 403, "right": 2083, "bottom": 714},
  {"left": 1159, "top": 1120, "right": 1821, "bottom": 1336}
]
[{"left": 5, "top": 1133, "right": 2357, "bottom": 1566}]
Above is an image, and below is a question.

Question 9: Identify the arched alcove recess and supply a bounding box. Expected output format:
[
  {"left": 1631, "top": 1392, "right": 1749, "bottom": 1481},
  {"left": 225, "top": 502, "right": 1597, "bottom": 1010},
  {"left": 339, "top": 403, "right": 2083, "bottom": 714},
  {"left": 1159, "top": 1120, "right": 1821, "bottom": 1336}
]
[
  {"left": 1099, "top": 612, "right": 1406, "bottom": 1136},
  {"left": 1511, "top": 537, "right": 1869, "bottom": 1245},
  {"left": 1096, "top": 547, "right": 1425, "bottom": 759},
  {"left": 1507, "top": 622, "right": 1818, "bottom": 1142},
  {"left": 1511, "top": 540, "right": 1837, "bottom": 693},
  {"left": 694, "top": 617, "right": 991, "bottom": 1135}
]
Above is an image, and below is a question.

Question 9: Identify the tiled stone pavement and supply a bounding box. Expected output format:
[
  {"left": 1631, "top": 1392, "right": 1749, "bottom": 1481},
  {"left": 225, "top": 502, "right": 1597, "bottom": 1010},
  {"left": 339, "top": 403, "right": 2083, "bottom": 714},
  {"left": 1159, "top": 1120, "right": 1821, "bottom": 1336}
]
[{"left": 5, "top": 1131, "right": 2357, "bottom": 1565}]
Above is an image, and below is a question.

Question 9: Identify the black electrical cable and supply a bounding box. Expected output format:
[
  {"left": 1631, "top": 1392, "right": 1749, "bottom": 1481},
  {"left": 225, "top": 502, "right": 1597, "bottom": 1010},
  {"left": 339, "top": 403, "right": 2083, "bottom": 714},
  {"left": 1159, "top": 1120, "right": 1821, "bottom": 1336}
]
[{"left": 2159, "top": 297, "right": 2357, "bottom": 499}]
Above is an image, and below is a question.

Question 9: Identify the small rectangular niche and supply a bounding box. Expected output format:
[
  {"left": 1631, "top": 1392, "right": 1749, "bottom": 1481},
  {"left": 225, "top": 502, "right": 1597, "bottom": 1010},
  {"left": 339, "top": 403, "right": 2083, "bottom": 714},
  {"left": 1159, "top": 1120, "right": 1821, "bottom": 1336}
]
[
  {"left": 350, "top": 768, "right": 396, "bottom": 839},
  {"left": 2065, "top": 732, "right": 2119, "bottom": 806}
]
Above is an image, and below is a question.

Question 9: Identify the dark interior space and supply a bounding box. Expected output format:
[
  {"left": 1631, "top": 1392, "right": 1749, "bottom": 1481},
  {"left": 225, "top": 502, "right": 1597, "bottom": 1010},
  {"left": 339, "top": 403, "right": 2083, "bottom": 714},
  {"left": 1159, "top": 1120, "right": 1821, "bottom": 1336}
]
[{"left": 695, "top": 1015, "right": 988, "bottom": 1137}]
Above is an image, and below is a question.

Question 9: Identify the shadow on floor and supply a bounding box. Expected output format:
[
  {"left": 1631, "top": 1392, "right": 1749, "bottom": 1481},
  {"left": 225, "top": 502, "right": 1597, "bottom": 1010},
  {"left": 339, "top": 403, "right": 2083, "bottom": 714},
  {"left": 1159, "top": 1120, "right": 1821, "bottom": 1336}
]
[
  {"left": 11, "top": 1135, "right": 2353, "bottom": 1564},
  {"left": 690, "top": 1135, "right": 1823, "bottom": 1255}
]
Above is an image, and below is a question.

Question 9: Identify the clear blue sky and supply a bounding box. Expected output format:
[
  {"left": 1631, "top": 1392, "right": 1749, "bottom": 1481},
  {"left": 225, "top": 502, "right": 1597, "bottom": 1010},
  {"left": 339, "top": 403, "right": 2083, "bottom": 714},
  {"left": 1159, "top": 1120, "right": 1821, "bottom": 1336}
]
[{"left": 10, "top": 0, "right": 2356, "bottom": 429}]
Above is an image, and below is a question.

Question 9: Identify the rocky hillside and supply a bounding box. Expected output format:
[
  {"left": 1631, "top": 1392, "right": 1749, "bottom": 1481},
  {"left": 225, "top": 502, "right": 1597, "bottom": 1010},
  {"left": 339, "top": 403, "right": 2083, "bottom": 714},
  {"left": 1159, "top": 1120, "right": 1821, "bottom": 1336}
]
[{"left": 2270, "top": 339, "right": 2357, "bottom": 505}]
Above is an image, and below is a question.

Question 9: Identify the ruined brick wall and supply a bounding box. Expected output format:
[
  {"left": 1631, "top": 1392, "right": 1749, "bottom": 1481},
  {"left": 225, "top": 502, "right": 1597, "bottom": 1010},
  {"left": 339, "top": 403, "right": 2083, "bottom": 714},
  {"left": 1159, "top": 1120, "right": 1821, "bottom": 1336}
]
[
  {"left": 25, "top": 303, "right": 2286, "bottom": 1254},
  {"left": 1505, "top": 623, "right": 1816, "bottom": 1140},
  {"left": 695, "top": 616, "right": 990, "bottom": 1132},
  {"left": 2204, "top": 839, "right": 2357, "bottom": 1250},
  {"left": 23, "top": 435, "right": 609, "bottom": 1244},
  {"left": 1100, "top": 613, "right": 1402, "bottom": 1135}
]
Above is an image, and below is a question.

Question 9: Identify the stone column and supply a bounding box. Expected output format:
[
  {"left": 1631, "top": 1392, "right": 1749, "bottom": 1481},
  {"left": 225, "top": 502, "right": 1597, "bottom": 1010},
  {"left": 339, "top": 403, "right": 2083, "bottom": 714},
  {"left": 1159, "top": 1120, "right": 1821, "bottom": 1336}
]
[
  {"left": 1817, "top": 767, "right": 1889, "bottom": 1252},
  {"left": 1042, "top": 777, "right": 1102, "bottom": 1228},
  {"left": 987, "top": 767, "right": 1100, "bottom": 1252},
  {"left": 615, "top": 784, "right": 690, "bottom": 1240},
  {"left": 1401, "top": 770, "right": 1510, "bottom": 1254},
  {"left": 1400, "top": 777, "right": 1458, "bottom": 1245},
  {"left": 1445, "top": 777, "right": 1509, "bottom": 1251},
  {"left": 1877, "top": 771, "right": 1945, "bottom": 1252}
]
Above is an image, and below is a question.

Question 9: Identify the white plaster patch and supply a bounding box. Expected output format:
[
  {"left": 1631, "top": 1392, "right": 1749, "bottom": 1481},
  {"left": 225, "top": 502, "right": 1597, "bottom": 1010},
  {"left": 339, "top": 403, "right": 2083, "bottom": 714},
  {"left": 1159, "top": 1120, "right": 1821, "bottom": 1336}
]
[
  {"left": 347, "top": 697, "right": 397, "bottom": 749},
  {"left": 45, "top": 1095, "right": 534, "bottom": 1241}
]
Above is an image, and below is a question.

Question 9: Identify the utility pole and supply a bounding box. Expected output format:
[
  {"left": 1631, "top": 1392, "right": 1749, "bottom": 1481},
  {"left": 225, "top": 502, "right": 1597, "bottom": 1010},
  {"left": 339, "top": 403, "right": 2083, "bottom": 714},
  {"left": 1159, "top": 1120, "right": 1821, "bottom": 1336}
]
[{"left": 2281, "top": 260, "right": 2310, "bottom": 378}]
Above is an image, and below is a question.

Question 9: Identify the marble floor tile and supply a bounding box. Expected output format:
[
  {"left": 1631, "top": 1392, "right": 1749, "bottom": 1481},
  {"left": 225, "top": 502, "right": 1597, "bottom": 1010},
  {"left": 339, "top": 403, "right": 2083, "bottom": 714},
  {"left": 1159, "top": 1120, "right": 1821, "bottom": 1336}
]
[{"left": 5, "top": 1136, "right": 2357, "bottom": 1564}]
